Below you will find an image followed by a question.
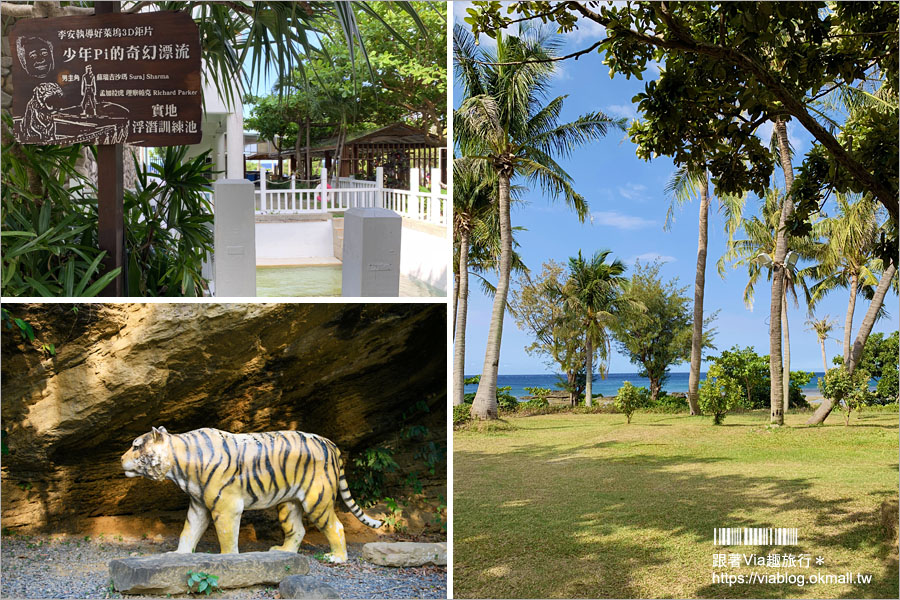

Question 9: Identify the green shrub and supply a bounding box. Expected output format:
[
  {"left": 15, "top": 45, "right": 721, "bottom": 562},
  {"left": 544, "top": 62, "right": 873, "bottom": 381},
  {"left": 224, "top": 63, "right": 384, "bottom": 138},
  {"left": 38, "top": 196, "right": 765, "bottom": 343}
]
[
  {"left": 614, "top": 381, "right": 640, "bottom": 423},
  {"left": 698, "top": 365, "right": 742, "bottom": 425},
  {"left": 453, "top": 404, "right": 471, "bottom": 426},
  {"left": 348, "top": 447, "right": 399, "bottom": 507},
  {"left": 497, "top": 386, "right": 519, "bottom": 411},
  {"left": 821, "top": 366, "right": 873, "bottom": 425},
  {"left": 651, "top": 392, "right": 689, "bottom": 412}
]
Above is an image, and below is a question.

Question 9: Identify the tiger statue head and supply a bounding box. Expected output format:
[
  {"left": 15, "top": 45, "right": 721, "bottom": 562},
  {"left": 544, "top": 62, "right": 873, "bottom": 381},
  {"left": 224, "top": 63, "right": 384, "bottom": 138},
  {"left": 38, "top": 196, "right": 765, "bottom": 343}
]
[{"left": 121, "top": 426, "right": 172, "bottom": 482}]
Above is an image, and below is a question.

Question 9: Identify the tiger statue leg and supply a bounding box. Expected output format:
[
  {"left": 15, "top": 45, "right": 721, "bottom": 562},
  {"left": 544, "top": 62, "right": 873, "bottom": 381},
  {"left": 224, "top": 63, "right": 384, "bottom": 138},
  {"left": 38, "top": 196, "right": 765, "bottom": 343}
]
[
  {"left": 211, "top": 497, "right": 244, "bottom": 554},
  {"left": 175, "top": 498, "right": 211, "bottom": 553},
  {"left": 270, "top": 500, "right": 306, "bottom": 553},
  {"left": 315, "top": 505, "right": 348, "bottom": 563}
]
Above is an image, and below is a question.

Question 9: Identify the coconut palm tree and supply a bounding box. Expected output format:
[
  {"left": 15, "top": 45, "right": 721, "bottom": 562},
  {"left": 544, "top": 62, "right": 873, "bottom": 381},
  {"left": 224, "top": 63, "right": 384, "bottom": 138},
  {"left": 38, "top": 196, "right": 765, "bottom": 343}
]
[
  {"left": 454, "top": 24, "right": 622, "bottom": 419},
  {"left": 664, "top": 167, "right": 719, "bottom": 416},
  {"left": 453, "top": 158, "right": 493, "bottom": 407},
  {"left": 719, "top": 188, "right": 817, "bottom": 414},
  {"left": 805, "top": 194, "right": 884, "bottom": 363},
  {"left": 563, "top": 250, "right": 628, "bottom": 407},
  {"left": 806, "top": 315, "right": 837, "bottom": 373}
]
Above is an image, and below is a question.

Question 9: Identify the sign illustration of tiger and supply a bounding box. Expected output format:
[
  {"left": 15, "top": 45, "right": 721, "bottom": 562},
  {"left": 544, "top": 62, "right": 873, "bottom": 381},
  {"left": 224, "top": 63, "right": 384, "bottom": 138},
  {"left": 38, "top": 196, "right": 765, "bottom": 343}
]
[{"left": 121, "top": 426, "right": 382, "bottom": 562}]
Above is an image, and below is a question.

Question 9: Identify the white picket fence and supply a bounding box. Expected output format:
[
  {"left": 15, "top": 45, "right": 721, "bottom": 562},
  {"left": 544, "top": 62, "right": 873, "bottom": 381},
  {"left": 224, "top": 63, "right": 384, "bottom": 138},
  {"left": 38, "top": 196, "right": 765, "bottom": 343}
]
[{"left": 254, "top": 167, "right": 446, "bottom": 226}]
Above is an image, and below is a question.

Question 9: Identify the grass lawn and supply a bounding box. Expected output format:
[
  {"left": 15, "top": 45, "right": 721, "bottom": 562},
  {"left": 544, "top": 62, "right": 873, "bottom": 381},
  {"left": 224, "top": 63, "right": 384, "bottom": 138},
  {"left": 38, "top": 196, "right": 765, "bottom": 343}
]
[{"left": 454, "top": 410, "right": 899, "bottom": 599}]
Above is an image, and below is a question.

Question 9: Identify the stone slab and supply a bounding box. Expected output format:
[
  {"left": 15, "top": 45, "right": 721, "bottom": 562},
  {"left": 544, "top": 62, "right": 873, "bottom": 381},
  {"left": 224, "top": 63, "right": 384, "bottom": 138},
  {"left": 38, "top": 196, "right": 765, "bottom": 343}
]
[
  {"left": 361, "top": 542, "right": 447, "bottom": 567},
  {"left": 109, "top": 551, "right": 309, "bottom": 595},
  {"left": 279, "top": 575, "right": 341, "bottom": 599}
]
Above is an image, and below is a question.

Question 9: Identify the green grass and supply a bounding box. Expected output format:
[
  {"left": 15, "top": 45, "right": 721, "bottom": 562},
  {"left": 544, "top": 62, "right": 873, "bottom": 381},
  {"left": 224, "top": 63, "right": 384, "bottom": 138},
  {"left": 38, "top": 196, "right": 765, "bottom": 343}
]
[{"left": 454, "top": 410, "right": 899, "bottom": 599}]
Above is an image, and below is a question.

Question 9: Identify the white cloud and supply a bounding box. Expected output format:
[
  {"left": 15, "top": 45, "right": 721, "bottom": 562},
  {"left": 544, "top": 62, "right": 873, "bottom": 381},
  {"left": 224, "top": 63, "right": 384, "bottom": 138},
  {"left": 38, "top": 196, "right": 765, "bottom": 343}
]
[
  {"left": 629, "top": 252, "right": 676, "bottom": 265},
  {"left": 606, "top": 103, "right": 639, "bottom": 122},
  {"left": 590, "top": 210, "right": 656, "bottom": 230},
  {"left": 566, "top": 15, "right": 607, "bottom": 43},
  {"left": 617, "top": 182, "right": 647, "bottom": 201},
  {"left": 551, "top": 62, "right": 571, "bottom": 81}
]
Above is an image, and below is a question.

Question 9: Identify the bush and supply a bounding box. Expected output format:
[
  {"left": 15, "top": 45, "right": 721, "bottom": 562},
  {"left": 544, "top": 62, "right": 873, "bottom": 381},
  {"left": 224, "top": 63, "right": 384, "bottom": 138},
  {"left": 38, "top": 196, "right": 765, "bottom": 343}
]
[
  {"left": 497, "top": 386, "right": 519, "bottom": 411},
  {"left": 821, "top": 366, "right": 873, "bottom": 425},
  {"left": 614, "top": 381, "right": 640, "bottom": 423},
  {"left": 652, "top": 392, "right": 689, "bottom": 412},
  {"left": 453, "top": 404, "right": 471, "bottom": 426},
  {"left": 698, "top": 365, "right": 742, "bottom": 425}
]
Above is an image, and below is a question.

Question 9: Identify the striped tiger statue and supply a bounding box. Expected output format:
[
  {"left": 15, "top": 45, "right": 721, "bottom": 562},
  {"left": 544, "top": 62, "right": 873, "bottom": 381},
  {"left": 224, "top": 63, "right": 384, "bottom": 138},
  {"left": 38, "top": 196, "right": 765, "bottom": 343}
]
[{"left": 120, "top": 426, "right": 382, "bottom": 562}]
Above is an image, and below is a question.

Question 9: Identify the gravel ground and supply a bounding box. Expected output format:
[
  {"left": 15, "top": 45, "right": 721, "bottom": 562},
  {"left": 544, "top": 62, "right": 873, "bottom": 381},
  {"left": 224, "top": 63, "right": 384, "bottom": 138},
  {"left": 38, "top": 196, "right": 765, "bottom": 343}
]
[{"left": 0, "top": 535, "right": 446, "bottom": 599}]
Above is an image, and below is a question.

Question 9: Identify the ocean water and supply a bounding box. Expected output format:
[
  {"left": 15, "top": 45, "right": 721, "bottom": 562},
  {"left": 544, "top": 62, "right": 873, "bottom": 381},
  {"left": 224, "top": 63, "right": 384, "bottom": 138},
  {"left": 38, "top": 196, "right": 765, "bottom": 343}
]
[{"left": 464, "top": 372, "right": 827, "bottom": 400}]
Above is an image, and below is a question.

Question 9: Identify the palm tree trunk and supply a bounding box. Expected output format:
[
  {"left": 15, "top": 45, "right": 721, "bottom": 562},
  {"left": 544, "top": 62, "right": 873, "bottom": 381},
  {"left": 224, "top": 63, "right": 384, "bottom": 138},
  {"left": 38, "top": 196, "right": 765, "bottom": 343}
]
[
  {"left": 471, "top": 170, "right": 512, "bottom": 420},
  {"left": 453, "top": 270, "right": 460, "bottom": 337},
  {"left": 782, "top": 292, "right": 791, "bottom": 414},
  {"left": 687, "top": 172, "right": 709, "bottom": 415},
  {"left": 453, "top": 230, "right": 470, "bottom": 406},
  {"left": 567, "top": 370, "right": 577, "bottom": 407},
  {"left": 819, "top": 338, "right": 828, "bottom": 374},
  {"left": 807, "top": 262, "right": 896, "bottom": 424},
  {"left": 584, "top": 335, "right": 593, "bottom": 408},
  {"left": 842, "top": 272, "right": 859, "bottom": 363},
  {"left": 768, "top": 117, "right": 794, "bottom": 426}
]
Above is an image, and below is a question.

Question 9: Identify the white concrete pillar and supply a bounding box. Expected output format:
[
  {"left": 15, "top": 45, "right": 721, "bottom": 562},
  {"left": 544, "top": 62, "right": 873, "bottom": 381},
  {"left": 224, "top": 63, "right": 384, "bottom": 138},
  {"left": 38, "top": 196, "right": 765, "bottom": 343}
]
[
  {"left": 430, "top": 167, "right": 442, "bottom": 223},
  {"left": 213, "top": 179, "right": 256, "bottom": 297},
  {"left": 259, "top": 167, "right": 267, "bottom": 212},
  {"left": 375, "top": 166, "right": 384, "bottom": 209},
  {"left": 320, "top": 167, "right": 328, "bottom": 210},
  {"left": 341, "top": 208, "right": 401, "bottom": 297},
  {"left": 215, "top": 130, "right": 227, "bottom": 180},
  {"left": 409, "top": 167, "right": 419, "bottom": 218},
  {"left": 225, "top": 109, "right": 243, "bottom": 179}
]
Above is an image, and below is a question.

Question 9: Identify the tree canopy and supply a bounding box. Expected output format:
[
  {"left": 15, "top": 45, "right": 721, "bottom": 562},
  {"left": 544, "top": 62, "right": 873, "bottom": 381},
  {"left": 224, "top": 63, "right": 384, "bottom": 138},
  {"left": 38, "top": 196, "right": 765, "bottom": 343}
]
[{"left": 464, "top": 1, "right": 899, "bottom": 238}]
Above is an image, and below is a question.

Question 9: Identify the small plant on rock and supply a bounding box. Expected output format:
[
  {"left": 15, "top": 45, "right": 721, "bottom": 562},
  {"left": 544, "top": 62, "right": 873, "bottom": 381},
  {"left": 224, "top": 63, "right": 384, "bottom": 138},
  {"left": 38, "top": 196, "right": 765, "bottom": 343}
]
[{"left": 186, "top": 571, "right": 219, "bottom": 596}]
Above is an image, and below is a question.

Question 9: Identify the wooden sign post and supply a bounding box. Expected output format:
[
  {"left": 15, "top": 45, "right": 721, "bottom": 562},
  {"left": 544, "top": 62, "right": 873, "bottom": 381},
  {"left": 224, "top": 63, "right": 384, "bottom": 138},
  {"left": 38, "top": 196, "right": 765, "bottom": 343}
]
[
  {"left": 95, "top": 1, "right": 123, "bottom": 297},
  {"left": 9, "top": 5, "right": 202, "bottom": 296}
]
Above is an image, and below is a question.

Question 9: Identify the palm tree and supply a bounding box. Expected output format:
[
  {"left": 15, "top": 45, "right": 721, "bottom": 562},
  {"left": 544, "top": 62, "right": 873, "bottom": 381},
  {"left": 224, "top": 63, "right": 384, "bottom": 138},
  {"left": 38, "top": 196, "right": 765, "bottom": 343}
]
[
  {"left": 806, "top": 316, "right": 837, "bottom": 373},
  {"left": 805, "top": 194, "right": 883, "bottom": 363},
  {"left": 664, "top": 166, "right": 713, "bottom": 416},
  {"left": 454, "top": 24, "right": 622, "bottom": 419},
  {"left": 563, "top": 250, "right": 628, "bottom": 407},
  {"left": 719, "top": 188, "right": 817, "bottom": 414},
  {"left": 453, "top": 158, "right": 496, "bottom": 407}
]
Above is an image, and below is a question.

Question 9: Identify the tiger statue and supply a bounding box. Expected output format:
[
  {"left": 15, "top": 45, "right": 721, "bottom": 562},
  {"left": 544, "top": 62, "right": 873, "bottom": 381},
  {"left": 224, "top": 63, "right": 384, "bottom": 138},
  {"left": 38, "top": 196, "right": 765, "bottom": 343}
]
[{"left": 120, "top": 426, "right": 382, "bottom": 562}]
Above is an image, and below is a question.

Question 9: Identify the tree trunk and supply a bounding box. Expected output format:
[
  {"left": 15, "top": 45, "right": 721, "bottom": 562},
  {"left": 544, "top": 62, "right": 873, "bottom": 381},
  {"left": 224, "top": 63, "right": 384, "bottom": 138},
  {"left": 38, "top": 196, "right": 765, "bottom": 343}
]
[
  {"left": 470, "top": 170, "right": 513, "bottom": 420},
  {"left": 584, "top": 336, "right": 593, "bottom": 407},
  {"left": 768, "top": 117, "right": 794, "bottom": 426},
  {"left": 687, "top": 172, "right": 709, "bottom": 415},
  {"left": 819, "top": 339, "right": 828, "bottom": 374},
  {"left": 806, "top": 262, "right": 896, "bottom": 425},
  {"left": 453, "top": 230, "right": 470, "bottom": 407},
  {"left": 453, "top": 271, "right": 460, "bottom": 337},
  {"left": 650, "top": 377, "right": 661, "bottom": 403},
  {"left": 567, "top": 370, "right": 577, "bottom": 407},
  {"left": 782, "top": 292, "right": 791, "bottom": 414},
  {"left": 842, "top": 272, "right": 859, "bottom": 364}
]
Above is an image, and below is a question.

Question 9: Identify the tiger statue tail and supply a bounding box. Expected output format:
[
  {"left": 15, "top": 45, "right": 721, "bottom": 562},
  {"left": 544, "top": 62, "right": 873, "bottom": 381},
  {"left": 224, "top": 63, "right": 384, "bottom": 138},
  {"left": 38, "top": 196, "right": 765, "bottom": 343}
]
[{"left": 337, "top": 454, "right": 383, "bottom": 528}]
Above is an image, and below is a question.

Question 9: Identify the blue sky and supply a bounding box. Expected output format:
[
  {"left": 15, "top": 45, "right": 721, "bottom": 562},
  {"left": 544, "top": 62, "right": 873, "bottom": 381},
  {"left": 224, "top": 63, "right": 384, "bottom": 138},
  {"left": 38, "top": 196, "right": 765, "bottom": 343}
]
[{"left": 453, "top": 4, "right": 898, "bottom": 376}]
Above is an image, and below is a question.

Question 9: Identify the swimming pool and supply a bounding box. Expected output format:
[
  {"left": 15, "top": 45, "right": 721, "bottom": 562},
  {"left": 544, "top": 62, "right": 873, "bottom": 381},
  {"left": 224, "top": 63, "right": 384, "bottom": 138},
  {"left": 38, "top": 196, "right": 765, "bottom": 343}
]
[{"left": 255, "top": 265, "right": 444, "bottom": 297}]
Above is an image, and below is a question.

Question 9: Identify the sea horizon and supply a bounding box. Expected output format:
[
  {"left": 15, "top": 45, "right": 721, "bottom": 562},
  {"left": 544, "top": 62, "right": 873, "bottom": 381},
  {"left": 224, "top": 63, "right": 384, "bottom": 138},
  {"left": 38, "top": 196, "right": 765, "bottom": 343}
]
[{"left": 465, "top": 371, "right": 827, "bottom": 399}]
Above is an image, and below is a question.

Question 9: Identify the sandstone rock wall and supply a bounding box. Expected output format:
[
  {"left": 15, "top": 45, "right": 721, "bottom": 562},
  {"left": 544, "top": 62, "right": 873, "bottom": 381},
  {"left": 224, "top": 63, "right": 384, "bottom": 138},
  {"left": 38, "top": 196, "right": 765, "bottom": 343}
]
[{"left": 1, "top": 303, "right": 446, "bottom": 532}]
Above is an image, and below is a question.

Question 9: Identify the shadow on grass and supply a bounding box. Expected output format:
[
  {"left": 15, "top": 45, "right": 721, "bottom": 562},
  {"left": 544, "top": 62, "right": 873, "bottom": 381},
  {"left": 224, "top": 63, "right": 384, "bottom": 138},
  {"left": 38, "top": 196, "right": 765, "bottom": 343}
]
[{"left": 454, "top": 441, "right": 898, "bottom": 599}]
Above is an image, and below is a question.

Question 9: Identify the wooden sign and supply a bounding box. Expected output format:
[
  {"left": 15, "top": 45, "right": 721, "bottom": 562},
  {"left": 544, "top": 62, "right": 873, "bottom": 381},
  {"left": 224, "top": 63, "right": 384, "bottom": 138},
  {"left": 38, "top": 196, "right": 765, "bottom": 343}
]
[{"left": 9, "top": 11, "right": 202, "bottom": 147}]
